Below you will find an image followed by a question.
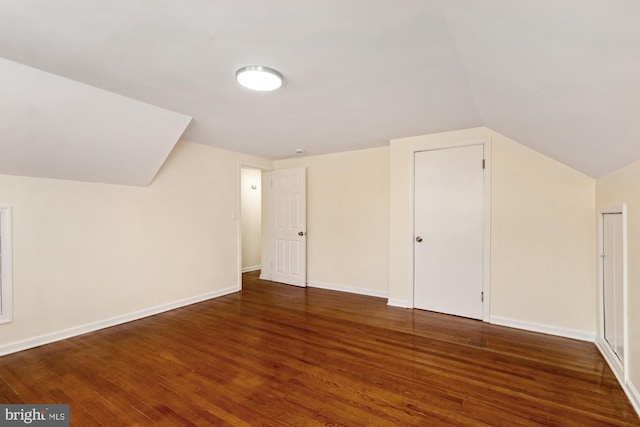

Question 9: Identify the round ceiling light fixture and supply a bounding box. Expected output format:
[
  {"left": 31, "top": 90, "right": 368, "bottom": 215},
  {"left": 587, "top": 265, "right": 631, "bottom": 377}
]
[{"left": 236, "top": 65, "right": 283, "bottom": 91}]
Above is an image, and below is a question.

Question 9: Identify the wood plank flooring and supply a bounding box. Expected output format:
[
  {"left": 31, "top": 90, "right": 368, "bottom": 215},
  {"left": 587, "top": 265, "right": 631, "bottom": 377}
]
[{"left": 1, "top": 271, "right": 638, "bottom": 426}]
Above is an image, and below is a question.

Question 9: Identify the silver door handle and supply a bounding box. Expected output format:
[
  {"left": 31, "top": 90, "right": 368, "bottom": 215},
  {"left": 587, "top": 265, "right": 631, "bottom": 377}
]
[{"left": 416, "top": 236, "right": 423, "bottom": 243}]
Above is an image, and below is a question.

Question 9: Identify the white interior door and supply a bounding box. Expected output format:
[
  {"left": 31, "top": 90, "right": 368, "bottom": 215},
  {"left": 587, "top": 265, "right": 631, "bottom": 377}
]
[
  {"left": 269, "top": 167, "right": 307, "bottom": 287},
  {"left": 414, "top": 145, "right": 484, "bottom": 319},
  {"left": 603, "top": 212, "right": 624, "bottom": 363}
]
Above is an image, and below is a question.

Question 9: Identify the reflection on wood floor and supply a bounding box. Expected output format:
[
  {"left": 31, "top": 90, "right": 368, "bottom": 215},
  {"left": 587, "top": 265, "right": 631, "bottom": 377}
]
[{"left": 1, "top": 271, "right": 637, "bottom": 425}]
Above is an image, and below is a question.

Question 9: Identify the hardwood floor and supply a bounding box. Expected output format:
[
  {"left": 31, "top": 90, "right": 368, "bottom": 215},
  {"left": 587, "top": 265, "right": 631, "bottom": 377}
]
[{"left": 1, "top": 272, "right": 638, "bottom": 426}]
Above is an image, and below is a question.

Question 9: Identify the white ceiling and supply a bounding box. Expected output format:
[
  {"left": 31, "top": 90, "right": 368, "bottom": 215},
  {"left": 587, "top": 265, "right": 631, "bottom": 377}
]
[{"left": 1, "top": 0, "right": 639, "bottom": 183}]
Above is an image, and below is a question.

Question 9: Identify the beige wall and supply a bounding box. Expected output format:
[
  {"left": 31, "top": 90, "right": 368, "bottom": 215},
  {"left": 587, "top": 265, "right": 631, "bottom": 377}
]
[
  {"left": 241, "top": 168, "right": 262, "bottom": 270},
  {"left": 597, "top": 159, "right": 640, "bottom": 397},
  {"left": 274, "top": 147, "right": 389, "bottom": 296},
  {"left": 390, "top": 127, "right": 596, "bottom": 335},
  {"left": 0, "top": 140, "right": 272, "bottom": 345}
]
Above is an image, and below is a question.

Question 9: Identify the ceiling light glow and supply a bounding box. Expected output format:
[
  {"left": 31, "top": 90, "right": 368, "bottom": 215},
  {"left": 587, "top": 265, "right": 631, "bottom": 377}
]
[{"left": 236, "top": 65, "right": 283, "bottom": 91}]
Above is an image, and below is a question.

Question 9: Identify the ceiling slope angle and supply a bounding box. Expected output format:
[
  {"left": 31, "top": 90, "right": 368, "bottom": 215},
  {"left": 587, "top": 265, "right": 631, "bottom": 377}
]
[
  {"left": 0, "top": 57, "right": 191, "bottom": 186},
  {"left": 441, "top": 1, "right": 640, "bottom": 177}
]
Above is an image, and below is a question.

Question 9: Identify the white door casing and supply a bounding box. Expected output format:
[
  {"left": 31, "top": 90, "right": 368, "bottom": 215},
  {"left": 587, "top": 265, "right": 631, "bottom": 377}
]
[
  {"left": 596, "top": 205, "right": 628, "bottom": 386},
  {"left": 603, "top": 213, "right": 624, "bottom": 364},
  {"left": 413, "top": 145, "right": 485, "bottom": 320},
  {"left": 269, "top": 167, "right": 307, "bottom": 287},
  {"left": 0, "top": 205, "right": 13, "bottom": 324}
]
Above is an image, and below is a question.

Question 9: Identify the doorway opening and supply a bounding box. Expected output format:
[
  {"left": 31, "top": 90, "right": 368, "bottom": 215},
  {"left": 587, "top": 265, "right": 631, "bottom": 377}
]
[
  {"left": 239, "top": 166, "right": 307, "bottom": 289},
  {"left": 240, "top": 167, "right": 265, "bottom": 282}
]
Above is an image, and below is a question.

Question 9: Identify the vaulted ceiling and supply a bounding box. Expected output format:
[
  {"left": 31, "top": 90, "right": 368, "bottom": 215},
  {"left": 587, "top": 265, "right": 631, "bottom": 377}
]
[{"left": 1, "top": 1, "right": 639, "bottom": 185}]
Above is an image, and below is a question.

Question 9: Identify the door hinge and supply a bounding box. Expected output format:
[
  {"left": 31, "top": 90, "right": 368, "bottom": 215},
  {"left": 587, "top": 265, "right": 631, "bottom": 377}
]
[
  {"left": 482, "top": 159, "right": 486, "bottom": 169},
  {"left": 481, "top": 291, "right": 484, "bottom": 302}
]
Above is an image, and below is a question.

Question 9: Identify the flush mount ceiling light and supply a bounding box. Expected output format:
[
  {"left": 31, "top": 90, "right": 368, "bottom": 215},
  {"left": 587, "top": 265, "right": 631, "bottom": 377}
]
[{"left": 236, "top": 65, "right": 283, "bottom": 91}]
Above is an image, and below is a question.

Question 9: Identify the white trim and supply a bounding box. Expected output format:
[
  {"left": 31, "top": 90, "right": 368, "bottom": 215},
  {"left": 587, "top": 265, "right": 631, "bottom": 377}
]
[
  {"left": 0, "top": 286, "right": 239, "bottom": 357},
  {"left": 0, "top": 205, "right": 13, "bottom": 325},
  {"left": 596, "top": 338, "right": 624, "bottom": 385},
  {"left": 596, "top": 204, "right": 629, "bottom": 382},
  {"left": 490, "top": 316, "right": 595, "bottom": 342},
  {"left": 627, "top": 380, "right": 640, "bottom": 417},
  {"left": 387, "top": 299, "right": 410, "bottom": 308},
  {"left": 408, "top": 138, "right": 491, "bottom": 321},
  {"left": 259, "top": 273, "right": 271, "bottom": 281},
  {"left": 307, "top": 280, "right": 389, "bottom": 299},
  {"left": 595, "top": 204, "right": 636, "bottom": 417},
  {"left": 596, "top": 342, "right": 640, "bottom": 418},
  {"left": 482, "top": 143, "right": 492, "bottom": 321},
  {"left": 241, "top": 265, "right": 261, "bottom": 273}
]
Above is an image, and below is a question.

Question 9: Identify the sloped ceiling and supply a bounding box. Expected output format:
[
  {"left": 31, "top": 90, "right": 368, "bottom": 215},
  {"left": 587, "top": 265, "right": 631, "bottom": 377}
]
[
  {"left": 0, "top": 58, "right": 191, "bottom": 186},
  {"left": 0, "top": 0, "right": 638, "bottom": 180}
]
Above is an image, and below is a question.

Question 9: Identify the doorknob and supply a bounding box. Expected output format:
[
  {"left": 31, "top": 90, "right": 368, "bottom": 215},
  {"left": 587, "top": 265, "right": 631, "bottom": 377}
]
[
  {"left": 416, "top": 236, "right": 423, "bottom": 243},
  {"left": 298, "top": 231, "right": 306, "bottom": 236}
]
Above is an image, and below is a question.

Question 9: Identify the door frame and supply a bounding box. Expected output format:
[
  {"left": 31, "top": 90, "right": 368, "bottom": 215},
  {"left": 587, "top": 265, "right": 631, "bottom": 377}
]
[
  {"left": 237, "top": 162, "right": 273, "bottom": 290},
  {"left": 408, "top": 138, "right": 491, "bottom": 321},
  {"left": 596, "top": 204, "right": 628, "bottom": 385}
]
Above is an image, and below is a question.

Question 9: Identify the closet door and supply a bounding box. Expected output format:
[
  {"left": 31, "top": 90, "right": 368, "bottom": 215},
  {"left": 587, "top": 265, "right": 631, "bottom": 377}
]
[
  {"left": 413, "top": 145, "right": 485, "bottom": 319},
  {"left": 603, "top": 212, "right": 623, "bottom": 363}
]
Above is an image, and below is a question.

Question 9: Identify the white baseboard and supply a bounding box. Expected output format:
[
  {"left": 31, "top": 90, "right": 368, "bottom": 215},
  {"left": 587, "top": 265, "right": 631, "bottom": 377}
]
[
  {"left": 595, "top": 338, "right": 624, "bottom": 383},
  {"left": 259, "top": 273, "right": 271, "bottom": 281},
  {"left": 628, "top": 379, "right": 640, "bottom": 417},
  {"left": 387, "top": 299, "right": 409, "bottom": 308},
  {"left": 595, "top": 340, "right": 640, "bottom": 418},
  {"left": 307, "top": 281, "right": 388, "bottom": 299},
  {"left": 0, "top": 286, "right": 239, "bottom": 357},
  {"left": 489, "top": 316, "right": 595, "bottom": 342},
  {"left": 241, "top": 265, "right": 261, "bottom": 273}
]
